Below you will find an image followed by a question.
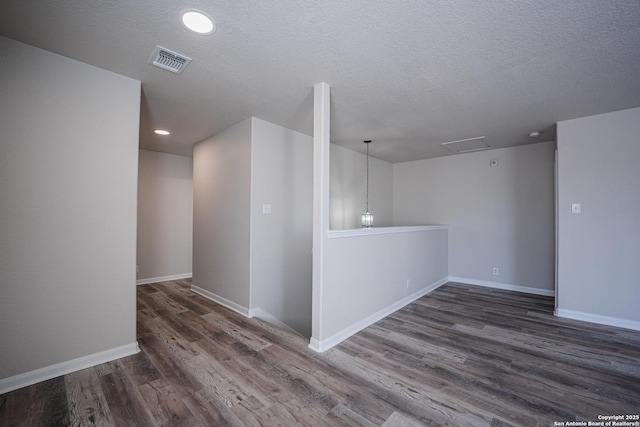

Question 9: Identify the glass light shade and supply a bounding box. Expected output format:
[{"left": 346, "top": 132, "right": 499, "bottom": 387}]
[{"left": 361, "top": 211, "right": 374, "bottom": 228}]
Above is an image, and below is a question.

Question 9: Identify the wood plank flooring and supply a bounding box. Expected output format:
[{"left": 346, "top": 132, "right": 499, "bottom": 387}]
[{"left": 1, "top": 280, "right": 639, "bottom": 426}]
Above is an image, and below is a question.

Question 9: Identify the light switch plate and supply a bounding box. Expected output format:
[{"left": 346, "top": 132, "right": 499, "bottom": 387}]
[
  {"left": 571, "top": 203, "right": 581, "bottom": 214},
  {"left": 262, "top": 204, "right": 272, "bottom": 215}
]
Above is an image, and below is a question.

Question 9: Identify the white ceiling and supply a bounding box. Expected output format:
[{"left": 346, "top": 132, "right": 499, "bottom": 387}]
[{"left": 1, "top": 1, "right": 639, "bottom": 163}]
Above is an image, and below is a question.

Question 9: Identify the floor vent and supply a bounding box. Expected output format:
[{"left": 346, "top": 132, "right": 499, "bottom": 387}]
[
  {"left": 148, "top": 46, "right": 192, "bottom": 74},
  {"left": 441, "top": 136, "right": 490, "bottom": 154}
]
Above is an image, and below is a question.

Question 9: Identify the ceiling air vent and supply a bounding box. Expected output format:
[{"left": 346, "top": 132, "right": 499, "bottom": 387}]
[
  {"left": 148, "top": 46, "right": 192, "bottom": 74},
  {"left": 441, "top": 136, "right": 490, "bottom": 154}
]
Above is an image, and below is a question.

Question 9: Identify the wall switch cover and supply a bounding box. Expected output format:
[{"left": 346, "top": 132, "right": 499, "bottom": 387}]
[
  {"left": 262, "top": 204, "right": 272, "bottom": 215},
  {"left": 571, "top": 203, "right": 581, "bottom": 214}
]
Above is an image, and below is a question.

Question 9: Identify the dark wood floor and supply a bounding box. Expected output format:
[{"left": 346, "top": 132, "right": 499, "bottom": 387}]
[{"left": 1, "top": 280, "right": 639, "bottom": 426}]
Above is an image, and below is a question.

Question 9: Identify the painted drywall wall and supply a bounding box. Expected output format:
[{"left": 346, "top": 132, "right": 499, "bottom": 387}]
[
  {"left": 137, "top": 150, "right": 193, "bottom": 284},
  {"left": 250, "top": 118, "right": 313, "bottom": 337},
  {"left": 312, "top": 227, "right": 449, "bottom": 351},
  {"left": 193, "top": 117, "right": 313, "bottom": 334},
  {"left": 0, "top": 36, "right": 140, "bottom": 382},
  {"left": 311, "top": 84, "right": 449, "bottom": 352},
  {"left": 556, "top": 107, "right": 640, "bottom": 328},
  {"left": 192, "top": 118, "right": 252, "bottom": 312},
  {"left": 311, "top": 82, "right": 331, "bottom": 348},
  {"left": 393, "top": 141, "right": 556, "bottom": 293},
  {"left": 330, "top": 144, "right": 393, "bottom": 230}
]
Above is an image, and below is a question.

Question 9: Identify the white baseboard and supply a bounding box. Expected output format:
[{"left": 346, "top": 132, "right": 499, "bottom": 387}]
[
  {"left": 136, "top": 273, "right": 192, "bottom": 286},
  {"left": 309, "top": 276, "right": 448, "bottom": 353},
  {"left": 448, "top": 276, "right": 555, "bottom": 297},
  {"left": 191, "top": 285, "right": 250, "bottom": 317},
  {"left": 250, "top": 308, "right": 303, "bottom": 337},
  {"left": 309, "top": 337, "right": 323, "bottom": 353},
  {"left": 0, "top": 342, "right": 139, "bottom": 395},
  {"left": 555, "top": 308, "right": 640, "bottom": 332}
]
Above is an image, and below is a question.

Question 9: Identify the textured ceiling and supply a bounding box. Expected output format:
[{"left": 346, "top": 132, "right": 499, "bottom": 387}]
[{"left": 1, "top": 0, "right": 639, "bottom": 162}]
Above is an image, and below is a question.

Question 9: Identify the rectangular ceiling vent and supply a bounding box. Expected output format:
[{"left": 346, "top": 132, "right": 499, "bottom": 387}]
[
  {"left": 148, "top": 46, "right": 192, "bottom": 74},
  {"left": 441, "top": 136, "right": 491, "bottom": 154}
]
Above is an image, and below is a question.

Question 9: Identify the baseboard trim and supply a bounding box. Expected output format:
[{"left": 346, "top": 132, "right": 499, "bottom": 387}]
[
  {"left": 137, "top": 273, "right": 192, "bottom": 286},
  {"left": 0, "top": 342, "right": 139, "bottom": 395},
  {"left": 191, "top": 285, "right": 250, "bottom": 317},
  {"left": 448, "top": 276, "right": 555, "bottom": 297},
  {"left": 555, "top": 308, "right": 640, "bottom": 332},
  {"left": 309, "top": 276, "right": 448, "bottom": 353}
]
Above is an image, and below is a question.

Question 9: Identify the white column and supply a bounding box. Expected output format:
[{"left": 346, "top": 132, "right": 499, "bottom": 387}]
[{"left": 310, "top": 82, "right": 330, "bottom": 351}]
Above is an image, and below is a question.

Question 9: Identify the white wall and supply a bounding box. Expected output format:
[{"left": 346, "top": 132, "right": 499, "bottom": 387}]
[
  {"left": 310, "top": 84, "right": 449, "bottom": 352},
  {"left": 394, "top": 142, "right": 556, "bottom": 294},
  {"left": 192, "top": 118, "right": 252, "bottom": 311},
  {"left": 312, "top": 227, "right": 449, "bottom": 351},
  {"left": 250, "top": 118, "right": 313, "bottom": 337},
  {"left": 330, "top": 144, "right": 393, "bottom": 230},
  {"left": 192, "top": 117, "right": 314, "bottom": 335},
  {"left": 137, "top": 150, "right": 193, "bottom": 284},
  {"left": 556, "top": 107, "right": 640, "bottom": 329},
  {"left": 0, "top": 36, "right": 140, "bottom": 387}
]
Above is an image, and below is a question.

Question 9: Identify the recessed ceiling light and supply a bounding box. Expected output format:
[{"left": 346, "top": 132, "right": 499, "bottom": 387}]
[
  {"left": 181, "top": 10, "right": 216, "bottom": 35},
  {"left": 154, "top": 129, "right": 170, "bottom": 136},
  {"left": 529, "top": 131, "right": 541, "bottom": 138}
]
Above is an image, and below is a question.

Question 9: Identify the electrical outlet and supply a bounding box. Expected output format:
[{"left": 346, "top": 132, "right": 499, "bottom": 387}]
[{"left": 493, "top": 267, "right": 499, "bottom": 276}]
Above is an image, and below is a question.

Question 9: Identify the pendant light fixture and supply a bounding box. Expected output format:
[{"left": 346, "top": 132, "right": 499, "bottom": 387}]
[{"left": 361, "top": 140, "right": 374, "bottom": 228}]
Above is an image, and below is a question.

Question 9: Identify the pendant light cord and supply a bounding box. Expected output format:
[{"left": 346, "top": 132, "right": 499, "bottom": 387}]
[{"left": 365, "top": 141, "right": 370, "bottom": 212}]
